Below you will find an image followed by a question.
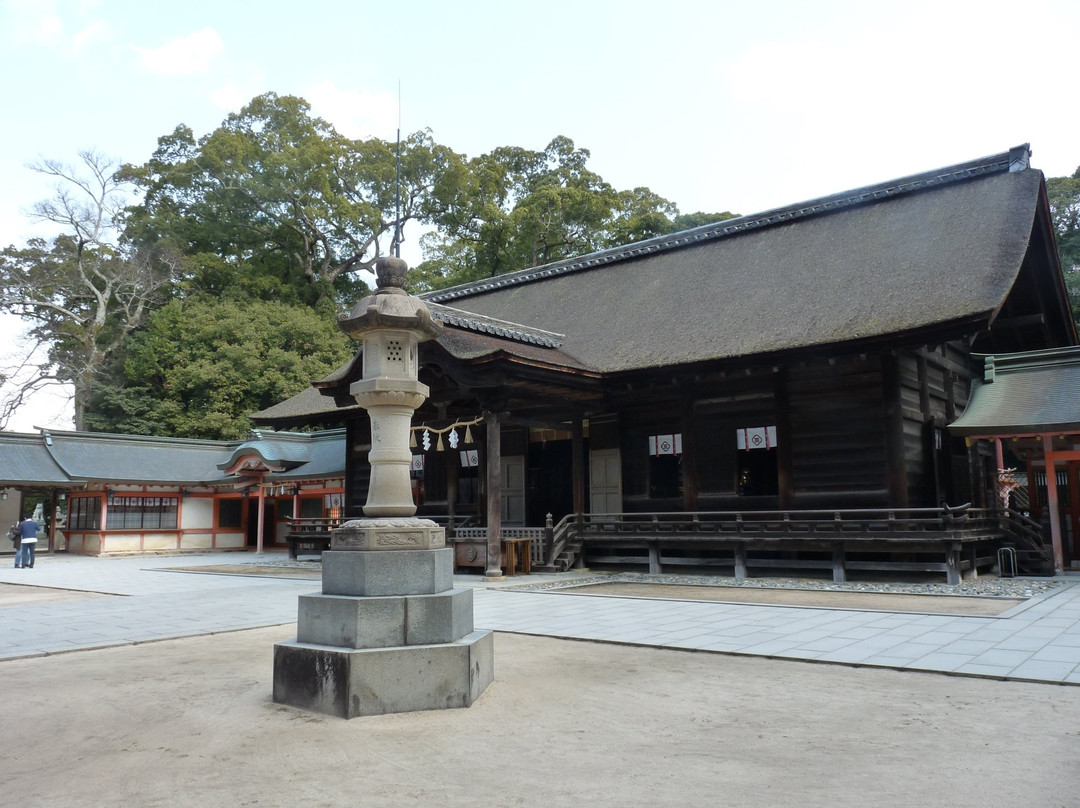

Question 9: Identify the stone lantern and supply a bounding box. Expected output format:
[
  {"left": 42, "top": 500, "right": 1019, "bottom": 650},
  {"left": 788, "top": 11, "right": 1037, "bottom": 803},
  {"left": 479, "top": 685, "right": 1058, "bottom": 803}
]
[
  {"left": 341, "top": 255, "right": 441, "bottom": 519},
  {"left": 272, "top": 256, "right": 494, "bottom": 718}
]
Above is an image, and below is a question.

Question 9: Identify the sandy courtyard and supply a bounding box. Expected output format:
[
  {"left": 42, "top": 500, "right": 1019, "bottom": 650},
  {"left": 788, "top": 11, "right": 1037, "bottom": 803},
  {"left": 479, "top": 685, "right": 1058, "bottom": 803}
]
[{"left": 3, "top": 624, "right": 1080, "bottom": 807}]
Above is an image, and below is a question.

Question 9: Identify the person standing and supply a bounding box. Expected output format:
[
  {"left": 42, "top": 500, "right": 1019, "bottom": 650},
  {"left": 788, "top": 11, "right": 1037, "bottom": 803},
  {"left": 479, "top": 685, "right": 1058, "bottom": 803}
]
[{"left": 15, "top": 514, "right": 38, "bottom": 569}]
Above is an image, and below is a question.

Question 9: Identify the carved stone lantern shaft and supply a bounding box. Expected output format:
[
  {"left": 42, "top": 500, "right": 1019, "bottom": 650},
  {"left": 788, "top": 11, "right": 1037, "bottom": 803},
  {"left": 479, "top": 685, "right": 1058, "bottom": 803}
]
[{"left": 337, "top": 257, "right": 443, "bottom": 517}]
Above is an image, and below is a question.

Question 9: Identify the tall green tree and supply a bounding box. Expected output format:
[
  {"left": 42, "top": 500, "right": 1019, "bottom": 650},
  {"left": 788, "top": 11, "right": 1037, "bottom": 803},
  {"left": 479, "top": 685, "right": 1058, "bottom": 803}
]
[
  {"left": 414, "top": 136, "right": 737, "bottom": 291},
  {"left": 0, "top": 151, "right": 179, "bottom": 429},
  {"left": 123, "top": 93, "right": 466, "bottom": 308},
  {"left": 87, "top": 297, "right": 353, "bottom": 439},
  {"left": 1046, "top": 167, "right": 1080, "bottom": 328}
]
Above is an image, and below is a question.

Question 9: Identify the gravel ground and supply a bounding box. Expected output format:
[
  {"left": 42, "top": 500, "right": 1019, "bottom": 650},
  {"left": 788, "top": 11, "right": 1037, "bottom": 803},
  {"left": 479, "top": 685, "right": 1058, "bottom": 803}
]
[
  {"left": 245, "top": 555, "right": 1062, "bottom": 599},
  {"left": 6, "top": 627, "right": 1080, "bottom": 807},
  {"left": 510, "top": 571, "right": 1063, "bottom": 599}
]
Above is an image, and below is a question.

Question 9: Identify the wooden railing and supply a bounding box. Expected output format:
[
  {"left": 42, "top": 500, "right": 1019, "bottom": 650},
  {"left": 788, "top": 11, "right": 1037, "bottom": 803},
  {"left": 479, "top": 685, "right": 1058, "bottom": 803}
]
[
  {"left": 995, "top": 507, "right": 1052, "bottom": 563},
  {"left": 286, "top": 517, "right": 346, "bottom": 533},
  {"left": 547, "top": 514, "right": 579, "bottom": 569},
  {"left": 570, "top": 505, "right": 995, "bottom": 542},
  {"left": 453, "top": 525, "right": 548, "bottom": 567},
  {"left": 283, "top": 505, "right": 1027, "bottom": 574}
]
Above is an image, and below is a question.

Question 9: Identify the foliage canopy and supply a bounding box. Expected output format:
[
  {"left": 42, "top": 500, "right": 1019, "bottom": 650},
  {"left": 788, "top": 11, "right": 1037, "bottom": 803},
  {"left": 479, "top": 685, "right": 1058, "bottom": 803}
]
[
  {"left": 86, "top": 297, "right": 353, "bottom": 440},
  {"left": 4, "top": 93, "right": 740, "bottom": 437},
  {"left": 1046, "top": 166, "right": 1080, "bottom": 324}
]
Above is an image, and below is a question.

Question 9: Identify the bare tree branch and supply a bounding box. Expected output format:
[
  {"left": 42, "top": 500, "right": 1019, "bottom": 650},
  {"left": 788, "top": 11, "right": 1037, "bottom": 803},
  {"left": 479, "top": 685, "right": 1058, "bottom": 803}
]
[{"left": 0, "top": 152, "right": 179, "bottom": 429}]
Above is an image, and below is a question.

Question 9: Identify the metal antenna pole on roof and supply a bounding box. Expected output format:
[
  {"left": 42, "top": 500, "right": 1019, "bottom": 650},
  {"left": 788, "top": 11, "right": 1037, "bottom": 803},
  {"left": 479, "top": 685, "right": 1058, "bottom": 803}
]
[{"left": 391, "top": 81, "right": 403, "bottom": 259}]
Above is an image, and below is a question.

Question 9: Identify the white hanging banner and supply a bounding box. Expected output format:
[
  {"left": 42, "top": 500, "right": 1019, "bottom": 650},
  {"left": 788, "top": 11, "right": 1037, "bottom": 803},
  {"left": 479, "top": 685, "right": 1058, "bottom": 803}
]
[
  {"left": 737, "top": 426, "right": 777, "bottom": 450},
  {"left": 411, "top": 455, "right": 425, "bottom": 472},
  {"left": 460, "top": 449, "right": 480, "bottom": 468},
  {"left": 648, "top": 434, "right": 682, "bottom": 455}
]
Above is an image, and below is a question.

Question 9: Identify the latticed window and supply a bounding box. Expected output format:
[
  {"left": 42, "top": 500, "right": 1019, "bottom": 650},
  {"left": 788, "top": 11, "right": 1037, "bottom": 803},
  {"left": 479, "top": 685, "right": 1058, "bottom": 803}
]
[
  {"left": 1034, "top": 470, "right": 1068, "bottom": 509},
  {"left": 67, "top": 495, "right": 103, "bottom": 530},
  {"left": 105, "top": 496, "right": 179, "bottom": 530}
]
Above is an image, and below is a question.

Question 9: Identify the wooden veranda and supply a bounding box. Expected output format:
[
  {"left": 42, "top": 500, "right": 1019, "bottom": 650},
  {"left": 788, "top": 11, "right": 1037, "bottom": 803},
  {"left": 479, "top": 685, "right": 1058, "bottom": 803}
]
[{"left": 287, "top": 505, "right": 1049, "bottom": 585}]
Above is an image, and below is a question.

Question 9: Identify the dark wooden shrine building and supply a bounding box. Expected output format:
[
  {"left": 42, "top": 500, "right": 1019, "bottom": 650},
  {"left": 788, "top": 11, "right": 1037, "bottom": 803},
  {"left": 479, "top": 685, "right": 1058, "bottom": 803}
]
[{"left": 255, "top": 145, "right": 1077, "bottom": 581}]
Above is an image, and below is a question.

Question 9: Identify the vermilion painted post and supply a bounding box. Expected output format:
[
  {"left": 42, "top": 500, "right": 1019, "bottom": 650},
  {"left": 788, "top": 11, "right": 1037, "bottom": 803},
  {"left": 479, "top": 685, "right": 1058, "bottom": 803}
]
[{"left": 1043, "top": 435, "right": 1064, "bottom": 572}]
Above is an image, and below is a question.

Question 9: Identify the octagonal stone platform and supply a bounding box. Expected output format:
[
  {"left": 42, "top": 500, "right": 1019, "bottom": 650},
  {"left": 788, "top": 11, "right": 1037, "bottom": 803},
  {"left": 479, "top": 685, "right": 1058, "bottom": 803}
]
[
  {"left": 273, "top": 630, "right": 494, "bottom": 718},
  {"left": 273, "top": 521, "right": 493, "bottom": 718},
  {"left": 295, "top": 587, "right": 474, "bottom": 648}
]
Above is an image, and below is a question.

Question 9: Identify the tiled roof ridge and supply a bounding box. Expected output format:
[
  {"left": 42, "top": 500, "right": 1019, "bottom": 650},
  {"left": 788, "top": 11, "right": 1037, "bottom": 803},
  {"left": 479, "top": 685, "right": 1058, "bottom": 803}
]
[
  {"left": 423, "top": 144, "right": 1031, "bottom": 304},
  {"left": 976, "top": 345, "right": 1080, "bottom": 377},
  {"left": 428, "top": 302, "right": 564, "bottom": 348},
  {"left": 13, "top": 426, "right": 342, "bottom": 453}
]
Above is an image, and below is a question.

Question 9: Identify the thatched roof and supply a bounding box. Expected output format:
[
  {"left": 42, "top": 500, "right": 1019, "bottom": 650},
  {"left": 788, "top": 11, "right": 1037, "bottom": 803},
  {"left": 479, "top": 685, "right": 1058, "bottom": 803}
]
[{"left": 423, "top": 146, "right": 1057, "bottom": 373}]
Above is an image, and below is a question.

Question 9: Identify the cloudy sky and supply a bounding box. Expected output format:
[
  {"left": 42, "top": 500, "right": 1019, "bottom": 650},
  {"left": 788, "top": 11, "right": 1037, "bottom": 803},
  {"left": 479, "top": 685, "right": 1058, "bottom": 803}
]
[{"left": 2, "top": 0, "right": 1079, "bottom": 431}]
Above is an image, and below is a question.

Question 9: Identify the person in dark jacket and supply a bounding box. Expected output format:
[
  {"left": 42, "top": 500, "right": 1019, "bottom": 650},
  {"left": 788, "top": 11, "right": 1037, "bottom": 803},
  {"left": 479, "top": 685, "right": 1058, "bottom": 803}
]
[{"left": 14, "top": 515, "right": 38, "bottom": 568}]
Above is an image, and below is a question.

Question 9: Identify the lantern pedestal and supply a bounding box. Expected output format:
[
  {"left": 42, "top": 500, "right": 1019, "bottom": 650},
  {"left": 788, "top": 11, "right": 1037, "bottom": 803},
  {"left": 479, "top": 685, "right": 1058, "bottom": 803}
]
[{"left": 273, "top": 530, "right": 494, "bottom": 718}]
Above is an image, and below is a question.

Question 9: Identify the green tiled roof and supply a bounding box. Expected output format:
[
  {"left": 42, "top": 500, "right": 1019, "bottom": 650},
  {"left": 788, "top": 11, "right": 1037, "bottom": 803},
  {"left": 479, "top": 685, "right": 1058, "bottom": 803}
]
[
  {"left": 949, "top": 347, "right": 1080, "bottom": 436},
  {"left": 0, "top": 428, "right": 345, "bottom": 488}
]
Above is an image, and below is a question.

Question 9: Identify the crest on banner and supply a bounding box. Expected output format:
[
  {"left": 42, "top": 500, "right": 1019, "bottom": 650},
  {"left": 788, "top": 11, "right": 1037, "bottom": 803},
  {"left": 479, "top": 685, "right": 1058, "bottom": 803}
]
[{"left": 737, "top": 426, "right": 778, "bottom": 450}]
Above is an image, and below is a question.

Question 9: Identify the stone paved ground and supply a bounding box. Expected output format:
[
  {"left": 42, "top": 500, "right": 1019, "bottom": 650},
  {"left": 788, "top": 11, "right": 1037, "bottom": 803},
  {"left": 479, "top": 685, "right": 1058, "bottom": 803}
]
[{"left": 4, "top": 553, "right": 1080, "bottom": 805}]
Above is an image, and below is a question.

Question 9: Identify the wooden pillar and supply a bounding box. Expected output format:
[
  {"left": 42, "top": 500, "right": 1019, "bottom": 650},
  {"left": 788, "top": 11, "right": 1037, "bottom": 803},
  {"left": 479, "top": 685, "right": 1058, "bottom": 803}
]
[
  {"left": 832, "top": 545, "right": 846, "bottom": 583},
  {"left": 946, "top": 542, "right": 961, "bottom": 585},
  {"left": 917, "top": 353, "right": 931, "bottom": 420},
  {"left": 256, "top": 485, "right": 266, "bottom": 553},
  {"left": 882, "top": 354, "right": 909, "bottom": 507},
  {"left": 484, "top": 412, "right": 503, "bottom": 578},
  {"left": 648, "top": 542, "right": 661, "bottom": 574},
  {"left": 681, "top": 397, "right": 699, "bottom": 511},
  {"left": 965, "top": 543, "right": 978, "bottom": 581},
  {"left": 572, "top": 416, "right": 585, "bottom": 517},
  {"left": 733, "top": 545, "right": 748, "bottom": 580},
  {"left": 446, "top": 449, "right": 459, "bottom": 532},
  {"left": 1043, "top": 436, "right": 1065, "bottom": 573},
  {"left": 47, "top": 488, "right": 58, "bottom": 553},
  {"left": 775, "top": 368, "right": 794, "bottom": 509}
]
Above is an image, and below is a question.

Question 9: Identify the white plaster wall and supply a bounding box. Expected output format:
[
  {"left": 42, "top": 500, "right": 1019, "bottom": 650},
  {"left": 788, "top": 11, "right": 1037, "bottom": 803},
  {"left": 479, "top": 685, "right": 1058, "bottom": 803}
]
[
  {"left": 105, "top": 533, "right": 140, "bottom": 553},
  {"left": 143, "top": 533, "right": 177, "bottom": 551},
  {"left": 181, "top": 499, "right": 214, "bottom": 529},
  {"left": 184, "top": 533, "right": 213, "bottom": 549},
  {"left": 215, "top": 532, "right": 245, "bottom": 549}
]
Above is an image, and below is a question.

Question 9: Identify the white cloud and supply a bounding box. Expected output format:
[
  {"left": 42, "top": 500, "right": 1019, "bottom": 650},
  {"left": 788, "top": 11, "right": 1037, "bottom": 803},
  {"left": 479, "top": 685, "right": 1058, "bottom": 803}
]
[
  {"left": 712, "top": 0, "right": 1080, "bottom": 211},
  {"left": 209, "top": 80, "right": 264, "bottom": 114},
  {"left": 70, "top": 20, "right": 108, "bottom": 53},
  {"left": 304, "top": 81, "right": 398, "bottom": 140},
  {"left": 3, "top": 0, "right": 64, "bottom": 45},
  {"left": 135, "top": 27, "right": 224, "bottom": 76}
]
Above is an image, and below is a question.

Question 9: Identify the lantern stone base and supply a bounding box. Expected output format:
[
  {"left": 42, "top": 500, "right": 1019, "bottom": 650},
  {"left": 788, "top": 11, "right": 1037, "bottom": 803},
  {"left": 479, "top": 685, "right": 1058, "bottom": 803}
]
[
  {"left": 331, "top": 518, "right": 446, "bottom": 552},
  {"left": 295, "top": 587, "right": 475, "bottom": 648},
  {"left": 273, "top": 521, "right": 493, "bottom": 718},
  {"left": 272, "top": 629, "right": 494, "bottom": 718}
]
